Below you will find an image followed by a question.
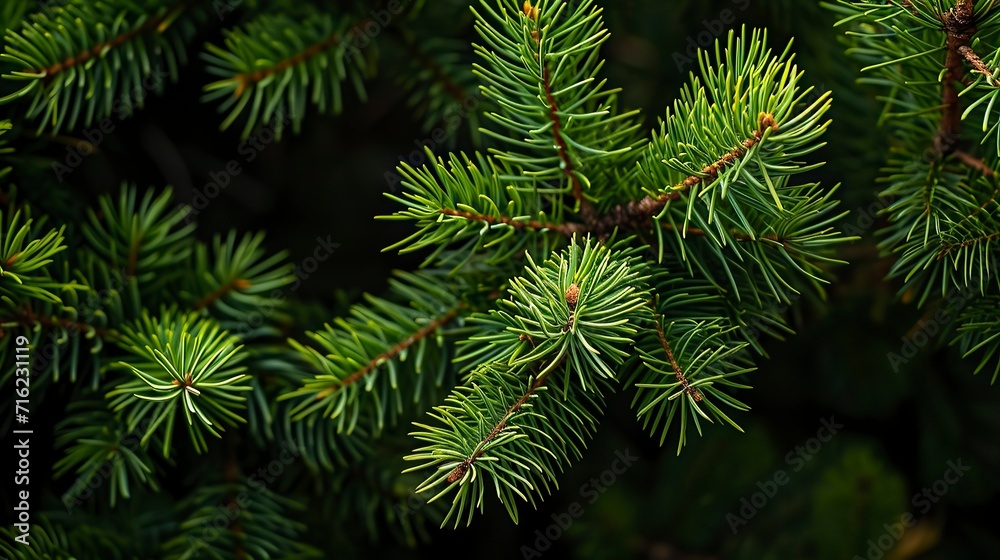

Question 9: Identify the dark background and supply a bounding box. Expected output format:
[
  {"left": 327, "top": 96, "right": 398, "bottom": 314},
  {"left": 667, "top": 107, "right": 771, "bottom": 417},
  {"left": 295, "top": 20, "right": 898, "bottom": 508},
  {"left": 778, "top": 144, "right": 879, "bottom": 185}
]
[{"left": 5, "top": 0, "right": 1000, "bottom": 558}]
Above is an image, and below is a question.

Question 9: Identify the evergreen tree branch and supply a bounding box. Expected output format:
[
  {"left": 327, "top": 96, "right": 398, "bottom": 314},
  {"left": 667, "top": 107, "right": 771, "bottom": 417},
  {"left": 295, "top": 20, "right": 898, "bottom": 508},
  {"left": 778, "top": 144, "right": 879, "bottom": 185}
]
[
  {"left": 541, "top": 64, "right": 592, "bottom": 218},
  {"left": 444, "top": 358, "right": 559, "bottom": 484},
  {"left": 314, "top": 305, "right": 463, "bottom": 401},
  {"left": 37, "top": 1, "right": 191, "bottom": 78},
  {"left": 0, "top": 1, "right": 199, "bottom": 132},
  {"left": 589, "top": 113, "right": 779, "bottom": 236},
  {"left": 201, "top": 7, "right": 370, "bottom": 137},
  {"left": 937, "top": 0, "right": 976, "bottom": 154}
]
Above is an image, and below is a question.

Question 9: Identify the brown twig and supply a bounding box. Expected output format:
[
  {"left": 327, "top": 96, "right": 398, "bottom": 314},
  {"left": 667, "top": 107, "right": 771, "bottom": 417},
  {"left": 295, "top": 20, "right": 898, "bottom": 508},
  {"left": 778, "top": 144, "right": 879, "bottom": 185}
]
[
  {"left": 446, "top": 361, "right": 558, "bottom": 483},
  {"left": 10, "top": 304, "right": 113, "bottom": 339},
  {"left": 233, "top": 32, "right": 346, "bottom": 97},
  {"left": 193, "top": 278, "right": 251, "bottom": 311},
  {"left": 541, "top": 66, "right": 594, "bottom": 220},
  {"left": 439, "top": 207, "right": 584, "bottom": 236},
  {"left": 40, "top": 2, "right": 189, "bottom": 79},
  {"left": 588, "top": 113, "right": 778, "bottom": 236},
  {"left": 441, "top": 115, "right": 775, "bottom": 237},
  {"left": 935, "top": 0, "right": 977, "bottom": 154},
  {"left": 315, "top": 307, "right": 462, "bottom": 400},
  {"left": 653, "top": 319, "right": 703, "bottom": 401},
  {"left": 954, "top": 149, "right": 996, "bottom": 175},
  {"left": 958, "top": 45, "right": 1000, "bottom": 87}
]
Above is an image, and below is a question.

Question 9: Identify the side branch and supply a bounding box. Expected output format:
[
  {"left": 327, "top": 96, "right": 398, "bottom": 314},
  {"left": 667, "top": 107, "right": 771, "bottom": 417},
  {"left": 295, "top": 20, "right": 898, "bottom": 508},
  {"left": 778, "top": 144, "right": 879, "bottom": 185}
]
[
  {"left": 653, "top": 320, "right": 703, "bottom": 401},
  {"left": 955, "top": 150, "right": 996, "bottom": 176},
  {"left": 589, "top": 114, "right": 778, "bottom": 235},
  {"left": 193, "top": 278, "right": 251, "bottom": 311},
  {"left": 936, "top": 0, "right": 977, "bottom": 154},
  {"left": 958, "top": 45, "right": 999, "bottom": 87},
  {"left": 541, "top": 66, "right": 593, "bottom": 219},
  {"left": 437, "top": 115, "right": 776, "bottom": 238},
  {"left": 936, "top": 231, "right": 1000, "bottom": 260},
  {"left": 8, "top": 304, "right": 113, "bottom": 339},
  {"left": 315, "top": 307, "right": 462, "bottom": 399},
  {"left": 233, "top": 32, "right": 344, "bottom": 97},
  {"left": 446, "top": 365, "right": 555, "bottom": 483},
  {"left": 439, "top": 208, "right": 584, "bottom": 236},
  {"left": 41, "top": 2, "right": 190, "bottom": 78}
]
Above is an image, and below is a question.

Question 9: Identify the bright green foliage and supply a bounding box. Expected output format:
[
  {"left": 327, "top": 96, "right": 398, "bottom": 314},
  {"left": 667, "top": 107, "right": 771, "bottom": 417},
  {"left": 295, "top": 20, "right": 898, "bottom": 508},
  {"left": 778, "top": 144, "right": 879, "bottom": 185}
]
[
  {"left": 829, "top": 0, "right": 1000, "bottom": 381},
  {"left": 472, "top": 1, "right": 643, "bottom": 209},
  {"left": 367, "top": 0, "right": 850, "bottom": 527},
  {"left": 108, "top": 308, "right": 251, "bottom": 456},
  {"left": 201, "top": 5, "right": 369, "bottom": 138},
  {"left": 0, "top": 206, "right": 70, "bottom": 303},
  {"left": 0, "top": 0, "right": 858, "bottom": 553},
  {"left": 280, "top": 270, "right": 463, "bottom": 434},
  {"left": 405, "top": 362, "right": 608, "bottom": 527},
  {"left": 0, "top": 0, "right": 199, "bottom": 133}
]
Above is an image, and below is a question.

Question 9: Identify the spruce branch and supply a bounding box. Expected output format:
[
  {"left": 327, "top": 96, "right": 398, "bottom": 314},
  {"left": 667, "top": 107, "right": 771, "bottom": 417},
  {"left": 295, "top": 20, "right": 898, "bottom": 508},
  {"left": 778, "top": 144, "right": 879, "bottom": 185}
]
[
  {"left": 201, "top": 6, "right": 369, "bottom": 137},
  {"left": 0, "top": 0, "right": 198, "bottom": 132},
  {"left": 832, "top": 0, "right": 1000, "bottom": 375},
  {"left": 107, "top": 309, "right": 251, "bottom": 457},
  {"left": 280, "top": 271, "right": 465, "bottom": 435},
  {"left": 0, "top": 206, "right": 71, "bottom": 303}
]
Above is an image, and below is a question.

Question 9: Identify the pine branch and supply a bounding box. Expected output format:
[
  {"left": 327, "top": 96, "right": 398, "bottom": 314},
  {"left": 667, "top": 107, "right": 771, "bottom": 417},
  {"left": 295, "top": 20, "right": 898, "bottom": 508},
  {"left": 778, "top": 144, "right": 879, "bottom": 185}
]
[
  {"left": 0, "top": 0, "right": 199, "bottom": 132},
  {"left": 201, "top": 7, "right": 369, "bottom": 137},
  {"left": 280, "top": 270, "right": 464, "bottom": 435},
  {"left": 444, "top": 359, "right": 557, "bottom": 484},
  {"left": 936, "top": 0, "right": 977, "bottom": 154}
]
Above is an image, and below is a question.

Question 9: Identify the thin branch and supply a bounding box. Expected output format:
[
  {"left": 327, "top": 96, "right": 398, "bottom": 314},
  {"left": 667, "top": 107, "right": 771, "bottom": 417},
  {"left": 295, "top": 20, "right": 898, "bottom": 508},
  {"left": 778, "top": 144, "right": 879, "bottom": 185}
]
[
  {"left": 589, "top": 113, "right": 778, "bottom": 235},
  {"left": 40, "top": 1, "right": 190, "bottom": 78},
  {"left": 653, "top": 319, "right": 703, "bottom": 401},
  {"left": 192, "top": 278, "right": 251, "bottom": 311},
  {"left": 439, "top": 207, "right": 584, "bottom": 235},
  {"left": 955, "top": 149, "right": 996, "bottom": 175},
  {"left": 8, "top": 304, "right": 114, "bottom": 338},
  {"left": 446, "top": 361, "right": 559, "bottom": 483},
  {"left": 936, "top": 0, "right": 977, "bottom": 154},
  {"left": 958, "top": 45, "right": 1000, "bottom": 86},
  {"left": 315, "top": 306, "right": 462, "bottom": 399},
  {"left": 541, "top": 65, "right": 594, "bottom": 220},
  {"left": 936, "top": 231, "right": 1000, "bottom": 259},
  {"left": 437, "top": 116, "right": 776, "bottom": 238},
  {"left": 233, "top": 32, "right": 345, "bottom": 97}
]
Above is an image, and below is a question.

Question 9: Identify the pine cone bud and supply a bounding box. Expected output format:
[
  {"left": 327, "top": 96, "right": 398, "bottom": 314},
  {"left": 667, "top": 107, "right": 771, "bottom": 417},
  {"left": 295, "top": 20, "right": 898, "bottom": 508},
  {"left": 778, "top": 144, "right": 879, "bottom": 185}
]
[{"left": 565, "top": 283, "right": 580, "bottom": 310}]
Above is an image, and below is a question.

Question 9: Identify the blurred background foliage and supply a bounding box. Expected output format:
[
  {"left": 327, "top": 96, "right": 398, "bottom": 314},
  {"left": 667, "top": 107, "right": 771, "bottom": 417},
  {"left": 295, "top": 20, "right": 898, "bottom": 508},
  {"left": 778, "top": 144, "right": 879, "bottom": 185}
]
[{"left": 1, "top": 0, "right": 998, "bottom": 558}]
